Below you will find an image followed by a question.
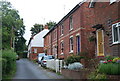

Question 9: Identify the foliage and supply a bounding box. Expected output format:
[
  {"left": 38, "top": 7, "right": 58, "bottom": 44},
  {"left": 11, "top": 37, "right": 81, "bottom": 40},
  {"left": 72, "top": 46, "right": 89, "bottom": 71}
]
[
  {"left": 2, "top": 1, "right": 26, "bottom": 53},
  {"left": 105, "top": 55, "right": 114, "bottom": 61},
  {"left": 65, "top": 55, "right": 84, "bottom": 65},
  {"left": 46, "top": 21, "right": 56, "bottom": 29},
  {"left": 98, "top": 63, "right": 120, "bottom": 75},
  {"left": 2, "top": 49, "right": 17, "bottom": 78},
  {"left": 88, "top": 36, "right": 96, "bottom": 42},
  {"left": 112, "top": 57, "right": 120, "bottom": 63},
  {"left": 30, "top": 24, "right": 44, "bottom": 36},
  {"left": 88, "top": 72, "right": 107, "bottom": 81},
  {"left": 68, "top": 62, "right": 83, "bottom": 70}
]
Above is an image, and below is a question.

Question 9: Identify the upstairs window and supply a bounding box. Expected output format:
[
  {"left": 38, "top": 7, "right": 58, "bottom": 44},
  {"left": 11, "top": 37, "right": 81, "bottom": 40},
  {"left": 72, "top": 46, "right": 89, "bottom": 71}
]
[
  {"left": 69, "top": 36, "right": 73, "bottom": 53},
  {"left": 34, "top": 48, "right": 37, "bottom": 53},
  {"left": 54, "top": 30, "right": 57, "bottom": 40},
  {"left": 89, "top": 0, "right": 96, "bottom": 8},
  {"left": 69, "top": 16, "right": 73, "bottom": 30},
  {"left": 112, "top": 22, "right": 120, "bottom": 44},
  {"left": 61, "top": 24, "right": 64, "bottom": 35}
]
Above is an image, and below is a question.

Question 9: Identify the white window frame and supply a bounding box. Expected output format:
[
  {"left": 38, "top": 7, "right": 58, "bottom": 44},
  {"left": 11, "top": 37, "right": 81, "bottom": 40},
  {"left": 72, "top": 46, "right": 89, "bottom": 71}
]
[
  {"left": 34, "top": 48, "right": 37, "bottom": 53},
  {"left": 69, "top": 16, "right": 73, "bottom": 31},
  {"left": 69, "top": 36, "right": 74, "bottom": 53},
  {"left": 112, "top": 22, "right": 120, "bottom": 44},
  {"left": 61, "top": 24, "right": 64, "bottom": 36},
  {"left": 110, "top": 0, "right": 117, "bottom": 4}
]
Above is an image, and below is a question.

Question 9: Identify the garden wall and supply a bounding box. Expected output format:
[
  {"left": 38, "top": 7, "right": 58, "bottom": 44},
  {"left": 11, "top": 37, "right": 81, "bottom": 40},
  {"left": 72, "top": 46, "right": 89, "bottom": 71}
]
[{"left": 61, "top": 69, "right": 90, "bottom": 79}]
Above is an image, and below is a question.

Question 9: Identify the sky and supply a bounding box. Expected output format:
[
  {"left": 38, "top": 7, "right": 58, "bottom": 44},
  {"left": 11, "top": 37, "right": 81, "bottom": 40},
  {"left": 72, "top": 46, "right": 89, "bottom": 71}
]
[{"left": 7, "top": 0, "right": 83, "bottom": 45}]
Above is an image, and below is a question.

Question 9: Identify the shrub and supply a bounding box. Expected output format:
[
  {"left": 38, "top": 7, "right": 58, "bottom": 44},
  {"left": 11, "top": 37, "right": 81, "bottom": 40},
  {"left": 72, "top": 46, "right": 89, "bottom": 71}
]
[
  {"left": 112, "top": 57, "right": 120, "bottom": 63},
  {"left": 98, "top": 63, "right": 120, "bottom": 75},
  {"left": 88, "top": 72, "right": 107, "bottom": 81},
  {"left": 2, "top": 49, "right": 17, "bottom": 76},
  {"left": 68, "top": 62, "right": 83, "bottom": 70},
  {"left": 65, "top": 55, "right": 84, "bottom": 65},
  {"left": 105, "top": 55, "right": 114, "bottom": 61}
]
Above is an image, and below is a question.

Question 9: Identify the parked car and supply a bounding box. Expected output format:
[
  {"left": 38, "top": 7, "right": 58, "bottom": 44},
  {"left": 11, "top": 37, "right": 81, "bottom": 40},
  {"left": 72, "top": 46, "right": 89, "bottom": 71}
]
[
  {"left": 41, "top": 55, "right": 54, "bottom": 67},
  {"left": 37, "top": 53, "right": 47, "bottom": 64}
]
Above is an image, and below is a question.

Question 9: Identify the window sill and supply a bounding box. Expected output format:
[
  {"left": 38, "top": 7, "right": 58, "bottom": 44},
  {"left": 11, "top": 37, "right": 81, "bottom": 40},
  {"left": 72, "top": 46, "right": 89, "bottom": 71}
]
[
  {"left": 112, "top": 42, "right": 120, "bottom": 45},
  {"left": 69, "top": 50, "right": 73, "bottom": 54},
  {"left": 60, "top": 34, "right": 64, "bottom": 37},
  {"left": 69, "top": 28, "right": 73, "bottom": 32},
  {"left": 60, "top": 53, "right": 64, "bottom": 55}
]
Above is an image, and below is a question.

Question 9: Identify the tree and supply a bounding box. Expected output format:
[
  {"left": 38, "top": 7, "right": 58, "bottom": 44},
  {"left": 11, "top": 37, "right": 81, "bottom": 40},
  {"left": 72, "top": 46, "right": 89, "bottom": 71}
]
[
  {"left": 30, "top": 24, "right": 43, "bottom": 36},
  {"left": 46, "top": 21, "right": 56, "bottom": 29},
  {"left": 2, "top": 1, "right": 26, "bottom": 53}
]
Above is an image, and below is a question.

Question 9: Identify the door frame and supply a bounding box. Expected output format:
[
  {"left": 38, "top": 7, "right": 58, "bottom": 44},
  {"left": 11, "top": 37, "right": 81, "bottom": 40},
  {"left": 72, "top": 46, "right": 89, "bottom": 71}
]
[{"left": 96, "top": 29, "right": 104, "bottom": 56}]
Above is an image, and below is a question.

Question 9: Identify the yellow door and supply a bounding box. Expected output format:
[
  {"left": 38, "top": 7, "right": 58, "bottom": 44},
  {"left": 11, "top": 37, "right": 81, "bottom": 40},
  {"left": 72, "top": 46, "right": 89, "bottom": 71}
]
[{"left": 97, "top": 30, "right": 104, "bottom": 56}]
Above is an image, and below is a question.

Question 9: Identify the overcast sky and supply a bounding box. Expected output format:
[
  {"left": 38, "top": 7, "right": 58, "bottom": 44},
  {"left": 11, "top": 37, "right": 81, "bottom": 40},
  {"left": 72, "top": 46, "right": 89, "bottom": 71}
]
[{"left": 7, "top": 0, "right": 83, "bottom": 44}]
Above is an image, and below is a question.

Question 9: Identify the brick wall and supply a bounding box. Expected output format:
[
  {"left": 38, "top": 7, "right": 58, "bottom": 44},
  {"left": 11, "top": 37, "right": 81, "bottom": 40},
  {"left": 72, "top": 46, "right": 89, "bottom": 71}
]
[
  {"left": 29, "top": 47, "right": 44, "bottom": 60},
  {"left": 44, "top": 2, "right": 95, "bottom": 59},
  {"left": 91, "top": 2, "right": 120, "bottom": 56}
]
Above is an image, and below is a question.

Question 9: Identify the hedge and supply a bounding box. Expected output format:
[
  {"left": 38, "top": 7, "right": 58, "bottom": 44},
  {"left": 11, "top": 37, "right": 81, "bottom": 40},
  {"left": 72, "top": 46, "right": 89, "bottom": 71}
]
[{"left": 2, "top": 49, "right": 17, "bottom": 78}]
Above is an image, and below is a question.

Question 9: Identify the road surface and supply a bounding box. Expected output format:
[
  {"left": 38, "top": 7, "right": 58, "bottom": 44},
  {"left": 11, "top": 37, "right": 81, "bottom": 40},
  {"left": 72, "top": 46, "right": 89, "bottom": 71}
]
[{"left": 13, "top": 59, "right": 65, "bottom": 79}]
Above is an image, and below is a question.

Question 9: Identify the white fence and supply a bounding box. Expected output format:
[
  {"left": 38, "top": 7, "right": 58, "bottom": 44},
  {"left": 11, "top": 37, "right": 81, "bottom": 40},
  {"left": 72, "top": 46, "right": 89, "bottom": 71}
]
[{"left": 46, "top": 59, "right": 63, "bottom": 73}]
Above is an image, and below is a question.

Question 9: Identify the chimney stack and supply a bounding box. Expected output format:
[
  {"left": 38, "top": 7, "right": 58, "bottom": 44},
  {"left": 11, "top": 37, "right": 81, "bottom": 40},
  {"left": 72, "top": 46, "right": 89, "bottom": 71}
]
[{"left": 44, "top": 25, "right": 48, "bottom": 29}]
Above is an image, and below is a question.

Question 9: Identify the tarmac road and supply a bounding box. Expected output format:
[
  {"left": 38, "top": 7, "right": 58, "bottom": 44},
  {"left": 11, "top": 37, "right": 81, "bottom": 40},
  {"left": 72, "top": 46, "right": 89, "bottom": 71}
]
[{"left": 13, "top": 59, "right": 65, "bottom": 79}]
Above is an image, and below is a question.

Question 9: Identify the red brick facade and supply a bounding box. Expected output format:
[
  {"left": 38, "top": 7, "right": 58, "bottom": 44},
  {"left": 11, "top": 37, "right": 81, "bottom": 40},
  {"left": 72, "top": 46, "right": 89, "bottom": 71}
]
[
  {"left": 29, "top": 47, "right": 44, "bottom": 60},
  {"left": 44, "top": 1, "right": 120, "bottom": 59},
  {"left": 44, "top": 2, "right": 96, "bottom": 59},
  {"left": 90, "top": 1, "right": 120, "bottom": 57}
]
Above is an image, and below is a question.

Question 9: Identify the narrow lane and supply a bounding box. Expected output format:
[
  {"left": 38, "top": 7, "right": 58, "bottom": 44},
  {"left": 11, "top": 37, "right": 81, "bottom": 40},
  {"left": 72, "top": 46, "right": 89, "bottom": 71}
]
[{"left": 13, "top": 59, "right": 65, "bottom": 79}]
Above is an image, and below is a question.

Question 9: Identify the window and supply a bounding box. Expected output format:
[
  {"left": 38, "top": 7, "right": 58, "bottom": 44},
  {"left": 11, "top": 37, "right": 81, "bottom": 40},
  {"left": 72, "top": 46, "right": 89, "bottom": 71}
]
[
  {"left": 110, "top": 0, "right": 117, "bottom": 4},
  {"left": 49, "top": 35, "right": 51, "bottom": 44},
  {"left": 112, "top": 22, "right": 120, "bottom": 44},
  {"left": 60, "top": 41, "right": 64, "bottom": 54},
  {"left": 54, "top": 30, "right": 57, "bottom": 40},
  {"left": 61, "top": 24, "right": 64, "bottom": 35},
  {"left": 34, "top": 48, "right": 37, "bottom": 53},
  {"left": 69, "top": 16, "right": 73, "bottom": 30},
  {"left": 69, "top": 36, "right": 73, "bottom": 53},
  {"left": 89, "top": 0, "right": 96, "bottom": 8},
  {"left": 76, "top": 35, "right": 80, "bottom": 54}
]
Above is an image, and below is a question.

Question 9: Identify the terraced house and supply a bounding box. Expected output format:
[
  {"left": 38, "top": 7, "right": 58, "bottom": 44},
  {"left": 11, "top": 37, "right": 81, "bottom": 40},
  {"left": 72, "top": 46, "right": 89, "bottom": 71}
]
[
  {"left": 44, "top": 0, "right": 96, "bottom": 59},
  {"left": 44, "top": 0, "right": 120, "bottom": 59}
]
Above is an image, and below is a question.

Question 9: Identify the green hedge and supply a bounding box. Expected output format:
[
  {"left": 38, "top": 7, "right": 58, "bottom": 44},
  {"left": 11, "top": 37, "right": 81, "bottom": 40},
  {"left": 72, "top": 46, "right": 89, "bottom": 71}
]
[
  {"left": 98, "top": 63, "right": 120, "bottom": 75},
  {"left": 2, "top": 49, "right": 17, "bottom": 78}
]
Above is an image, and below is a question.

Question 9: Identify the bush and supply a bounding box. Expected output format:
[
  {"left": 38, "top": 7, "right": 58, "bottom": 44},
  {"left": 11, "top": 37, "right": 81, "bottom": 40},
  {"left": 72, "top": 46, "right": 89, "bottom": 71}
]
[
  {"left": 68, "top": 62, "right": 83, "bottom": 70},
  {"left": 98, "top": 63, "right": 120, "bottom": 75},
  {"left": 105, "top": 55, "right": 114, "bottom": 61},
  {"left": 88, "top": 72, "right": 107, "bottom": 81},
  {"left": 2, "top": 49, "right": 17, "bottom": 77},
  {"left": 65, "top": 55, "right": 84, "bottom": 65}
]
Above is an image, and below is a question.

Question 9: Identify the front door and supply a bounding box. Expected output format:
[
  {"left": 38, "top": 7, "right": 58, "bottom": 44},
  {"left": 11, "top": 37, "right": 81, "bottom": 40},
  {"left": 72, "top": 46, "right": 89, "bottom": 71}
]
[{"left": 97, "top": 30, "right": 104, "bottom": 56}]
